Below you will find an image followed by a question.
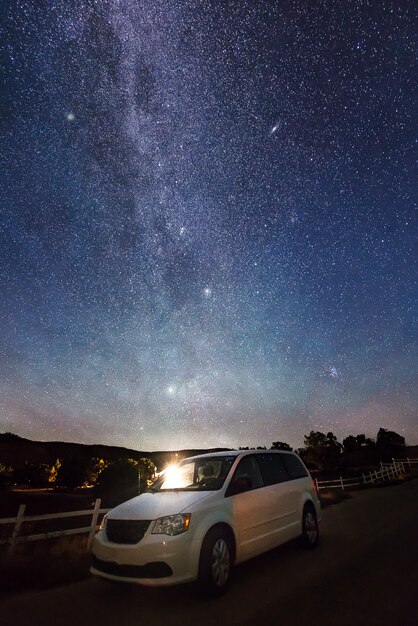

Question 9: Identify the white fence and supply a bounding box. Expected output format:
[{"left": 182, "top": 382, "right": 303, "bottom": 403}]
[
  {"left": 0, "top": 498, "right": 110, "bottom": 555},
  {"left": 315, "top": 459, "right": 417, "bottom": 492},
  {"left": 393, "top": 457, "right": 418, "bottom": 467}
]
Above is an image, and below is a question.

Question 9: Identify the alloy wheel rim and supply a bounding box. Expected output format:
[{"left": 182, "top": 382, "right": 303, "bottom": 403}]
[
  {"left": 211, "top": 538, "right": 230, "bottom": 587},
  {"left": 305, "top": 511, "right": 317, "bottom": 543}
]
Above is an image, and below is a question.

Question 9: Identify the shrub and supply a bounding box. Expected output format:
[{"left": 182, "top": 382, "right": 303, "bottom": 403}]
[{"left": 0, "top": 463, "right": 13, "bottom": 491}]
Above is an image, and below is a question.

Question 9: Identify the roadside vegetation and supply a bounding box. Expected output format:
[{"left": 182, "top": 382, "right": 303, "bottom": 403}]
[{"left": 0, "top": 536, "right": 91, "bottom": 595}]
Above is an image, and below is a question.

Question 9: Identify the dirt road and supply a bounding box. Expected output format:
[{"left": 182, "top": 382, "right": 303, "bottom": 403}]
[{"left": 1, "top": 480, "right": 417, "bottom": 626}]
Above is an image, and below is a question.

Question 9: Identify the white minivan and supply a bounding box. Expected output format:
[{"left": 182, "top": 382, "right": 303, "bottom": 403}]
[{"left": 91, "top": 450, "right": 321, "bottom": 594}]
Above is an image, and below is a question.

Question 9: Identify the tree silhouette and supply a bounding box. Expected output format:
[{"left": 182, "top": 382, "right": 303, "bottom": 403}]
[
  {"left": 271, "top": 441, "right": 292, "bottom": 451},
  {"left": 86, "top": 457, "right": 110, "bottom": 486},
  {"left": 96, "top": 457, "right": 156, "bottom": 504},
  {"left": 138, "top": 457, "right": 156, "bottom": 490},
  {"left": 343, "top": 434, "right": 374, "bottom": 452},
  {"left": 303, "top": 431, "right": 342, "bottom": 472},
  {"left": 376, "top": 428, "right": 405, "bottom": 461},
  {"left": 0, "top": 464, "right": 13, "bottom": 491},
  {"left": 13, "top": 462, "right": 51, "bottom": 488},
  {"left": 56, "top": 456, "right": 89, "bottom": 490}
]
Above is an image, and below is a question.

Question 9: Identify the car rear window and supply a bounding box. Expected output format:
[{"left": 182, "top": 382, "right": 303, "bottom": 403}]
[
  {"left": 281, "top": 453, "right": 308, "bottom": 479},
  {"left": 256, "top": 453, "right": 288, "bottom": 486}
]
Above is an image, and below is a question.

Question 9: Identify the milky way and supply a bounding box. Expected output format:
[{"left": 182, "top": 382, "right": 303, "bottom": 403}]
[{"left": 1, "top": 1, "right": 417, "bottom": 450}]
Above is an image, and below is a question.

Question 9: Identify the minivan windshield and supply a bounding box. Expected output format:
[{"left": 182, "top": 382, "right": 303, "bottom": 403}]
[{"left": 149, "top": 456, "right": 236, "bottom": 492}]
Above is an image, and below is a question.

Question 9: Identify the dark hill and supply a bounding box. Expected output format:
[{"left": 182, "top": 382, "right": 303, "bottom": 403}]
[{"left": 0, "top": 432, "right": 231, "bottom": 471}]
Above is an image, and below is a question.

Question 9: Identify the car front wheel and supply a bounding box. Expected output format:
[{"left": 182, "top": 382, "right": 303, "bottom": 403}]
[{"left": 198, "top": 528, "right": 232, "bottom": 596}]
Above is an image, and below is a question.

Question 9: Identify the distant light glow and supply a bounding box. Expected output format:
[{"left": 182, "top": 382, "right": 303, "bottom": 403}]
[{"left": 161, "top": 464, "right": 186, "bottom": 489}]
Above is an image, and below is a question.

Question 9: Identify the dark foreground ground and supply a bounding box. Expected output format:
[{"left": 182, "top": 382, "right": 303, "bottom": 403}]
[{"left": 1, "top": 480, "right": 417, "bottom": 626}]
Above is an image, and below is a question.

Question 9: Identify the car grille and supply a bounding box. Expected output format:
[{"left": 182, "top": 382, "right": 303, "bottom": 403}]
[{"left": 106, "top": 519, "right": 151, "bottom": 544}]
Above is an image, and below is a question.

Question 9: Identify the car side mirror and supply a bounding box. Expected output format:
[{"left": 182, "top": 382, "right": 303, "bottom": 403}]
[{"left": 227, "top": 476, "right": 253, "bottom": 496}]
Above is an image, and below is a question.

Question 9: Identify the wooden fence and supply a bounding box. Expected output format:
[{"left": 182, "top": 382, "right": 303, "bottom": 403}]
[
  {"left": 0, "top": 498, "right": 110, "bottom": 555},
  {"left": 392, "top": 457, "right": 418, "bottom": 467},
  {"left": 1, "top": 459, "right": 417, "bottom": 554},
  {"left": 315, "top": 459, "right": 417, "bottom": 492}
]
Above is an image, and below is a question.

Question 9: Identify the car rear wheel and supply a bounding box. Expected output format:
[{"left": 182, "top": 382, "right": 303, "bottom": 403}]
[
  {"left": 198, "top": 528, "right": 232, "bottom": 596},
  {"left": 300, "top": 504, "right": 319, "bottom": 549}
]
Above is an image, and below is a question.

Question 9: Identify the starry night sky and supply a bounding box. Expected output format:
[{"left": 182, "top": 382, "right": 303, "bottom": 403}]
[{"left": 1, "top": 1, "right": 417, "bottom": 451}]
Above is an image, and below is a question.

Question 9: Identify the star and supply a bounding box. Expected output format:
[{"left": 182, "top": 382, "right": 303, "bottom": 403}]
[{"left": 269, "top": 120, "right": 281, "bottom": 135}]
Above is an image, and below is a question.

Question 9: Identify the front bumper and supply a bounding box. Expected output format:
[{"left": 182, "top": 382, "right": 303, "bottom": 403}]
[{"left": 91, "top": 528, "right": 201, "bottom": 587}]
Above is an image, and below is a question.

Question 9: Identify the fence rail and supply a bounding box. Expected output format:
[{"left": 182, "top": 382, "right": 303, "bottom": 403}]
[
  {"left": 1, "top": 459, "right": 417, "bottom": 553},
  {"left": 315, "top": 459, "right": 418, "bottom": 492},
  {"left": 393, "top": 457, "right": 418, "bottom": 467},
  {"left": 0, "top": 498, "right": 110, "bottom": 554}
]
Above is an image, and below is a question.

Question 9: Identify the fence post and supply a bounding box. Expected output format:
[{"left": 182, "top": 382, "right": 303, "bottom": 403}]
[
  {"left": 8, "top": 504, "right": 26, "bottom": 556},
  {"left": 340, "top": 476, "right": 344, "bottom": 491},
  {"left": 362, "top": 473, "right": 366, "bottom": 485},
  {"left": 407, "top": 457, "right": 410, "bottom": 468},
  {"left": 315, "top": 478, "right": 319, "bottom": 493},
  {"left": 87, "top": 498, "right": 101, "bottom": 550}
]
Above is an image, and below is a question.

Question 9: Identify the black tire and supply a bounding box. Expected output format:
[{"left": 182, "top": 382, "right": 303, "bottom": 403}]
[
  {"left": 300, "top": 503, "right": 319, "bottom": 549},
  {"left": 198, "top": 527, "right": 232, "bottom": 597}
]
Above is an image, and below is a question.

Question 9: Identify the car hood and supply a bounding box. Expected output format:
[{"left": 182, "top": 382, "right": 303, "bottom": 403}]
[{"left": 107, "top": 491, "right": 214, "bottom": 521}]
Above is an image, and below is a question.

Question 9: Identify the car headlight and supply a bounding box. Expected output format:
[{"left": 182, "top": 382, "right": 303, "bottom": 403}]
[
  {"left": 152, "top": 513, "right": 191, "bottom": 536},
  {"left": 99, "top": 513, "right": 108, "bottom": 531}
]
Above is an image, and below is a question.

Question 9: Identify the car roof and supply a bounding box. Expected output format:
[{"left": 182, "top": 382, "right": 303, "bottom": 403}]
[
  {"left": 184, "top": 449, "right": 295, "bottom": 461},
  {"left": 184, "top": 451, "right": 241, "bottom": 460}
]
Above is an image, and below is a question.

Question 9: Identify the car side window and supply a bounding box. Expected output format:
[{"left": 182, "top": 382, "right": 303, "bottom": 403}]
[
  {"left": 256, "top": 453, "right": 288, "bottom": 486},
  {"left": 281, "top": 453, "right": 308, "bottom": 479},
  {"left": 229, "top": 455, "right": 264, "bottom": 492}
]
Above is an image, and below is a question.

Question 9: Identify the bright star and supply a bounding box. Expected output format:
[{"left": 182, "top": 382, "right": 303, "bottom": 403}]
[
  {"left": 329, "top": 367, "right": 339, "bottom": 379},
  {"left": 66, "top": 112, "right": 75, "bottom": 122}
]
